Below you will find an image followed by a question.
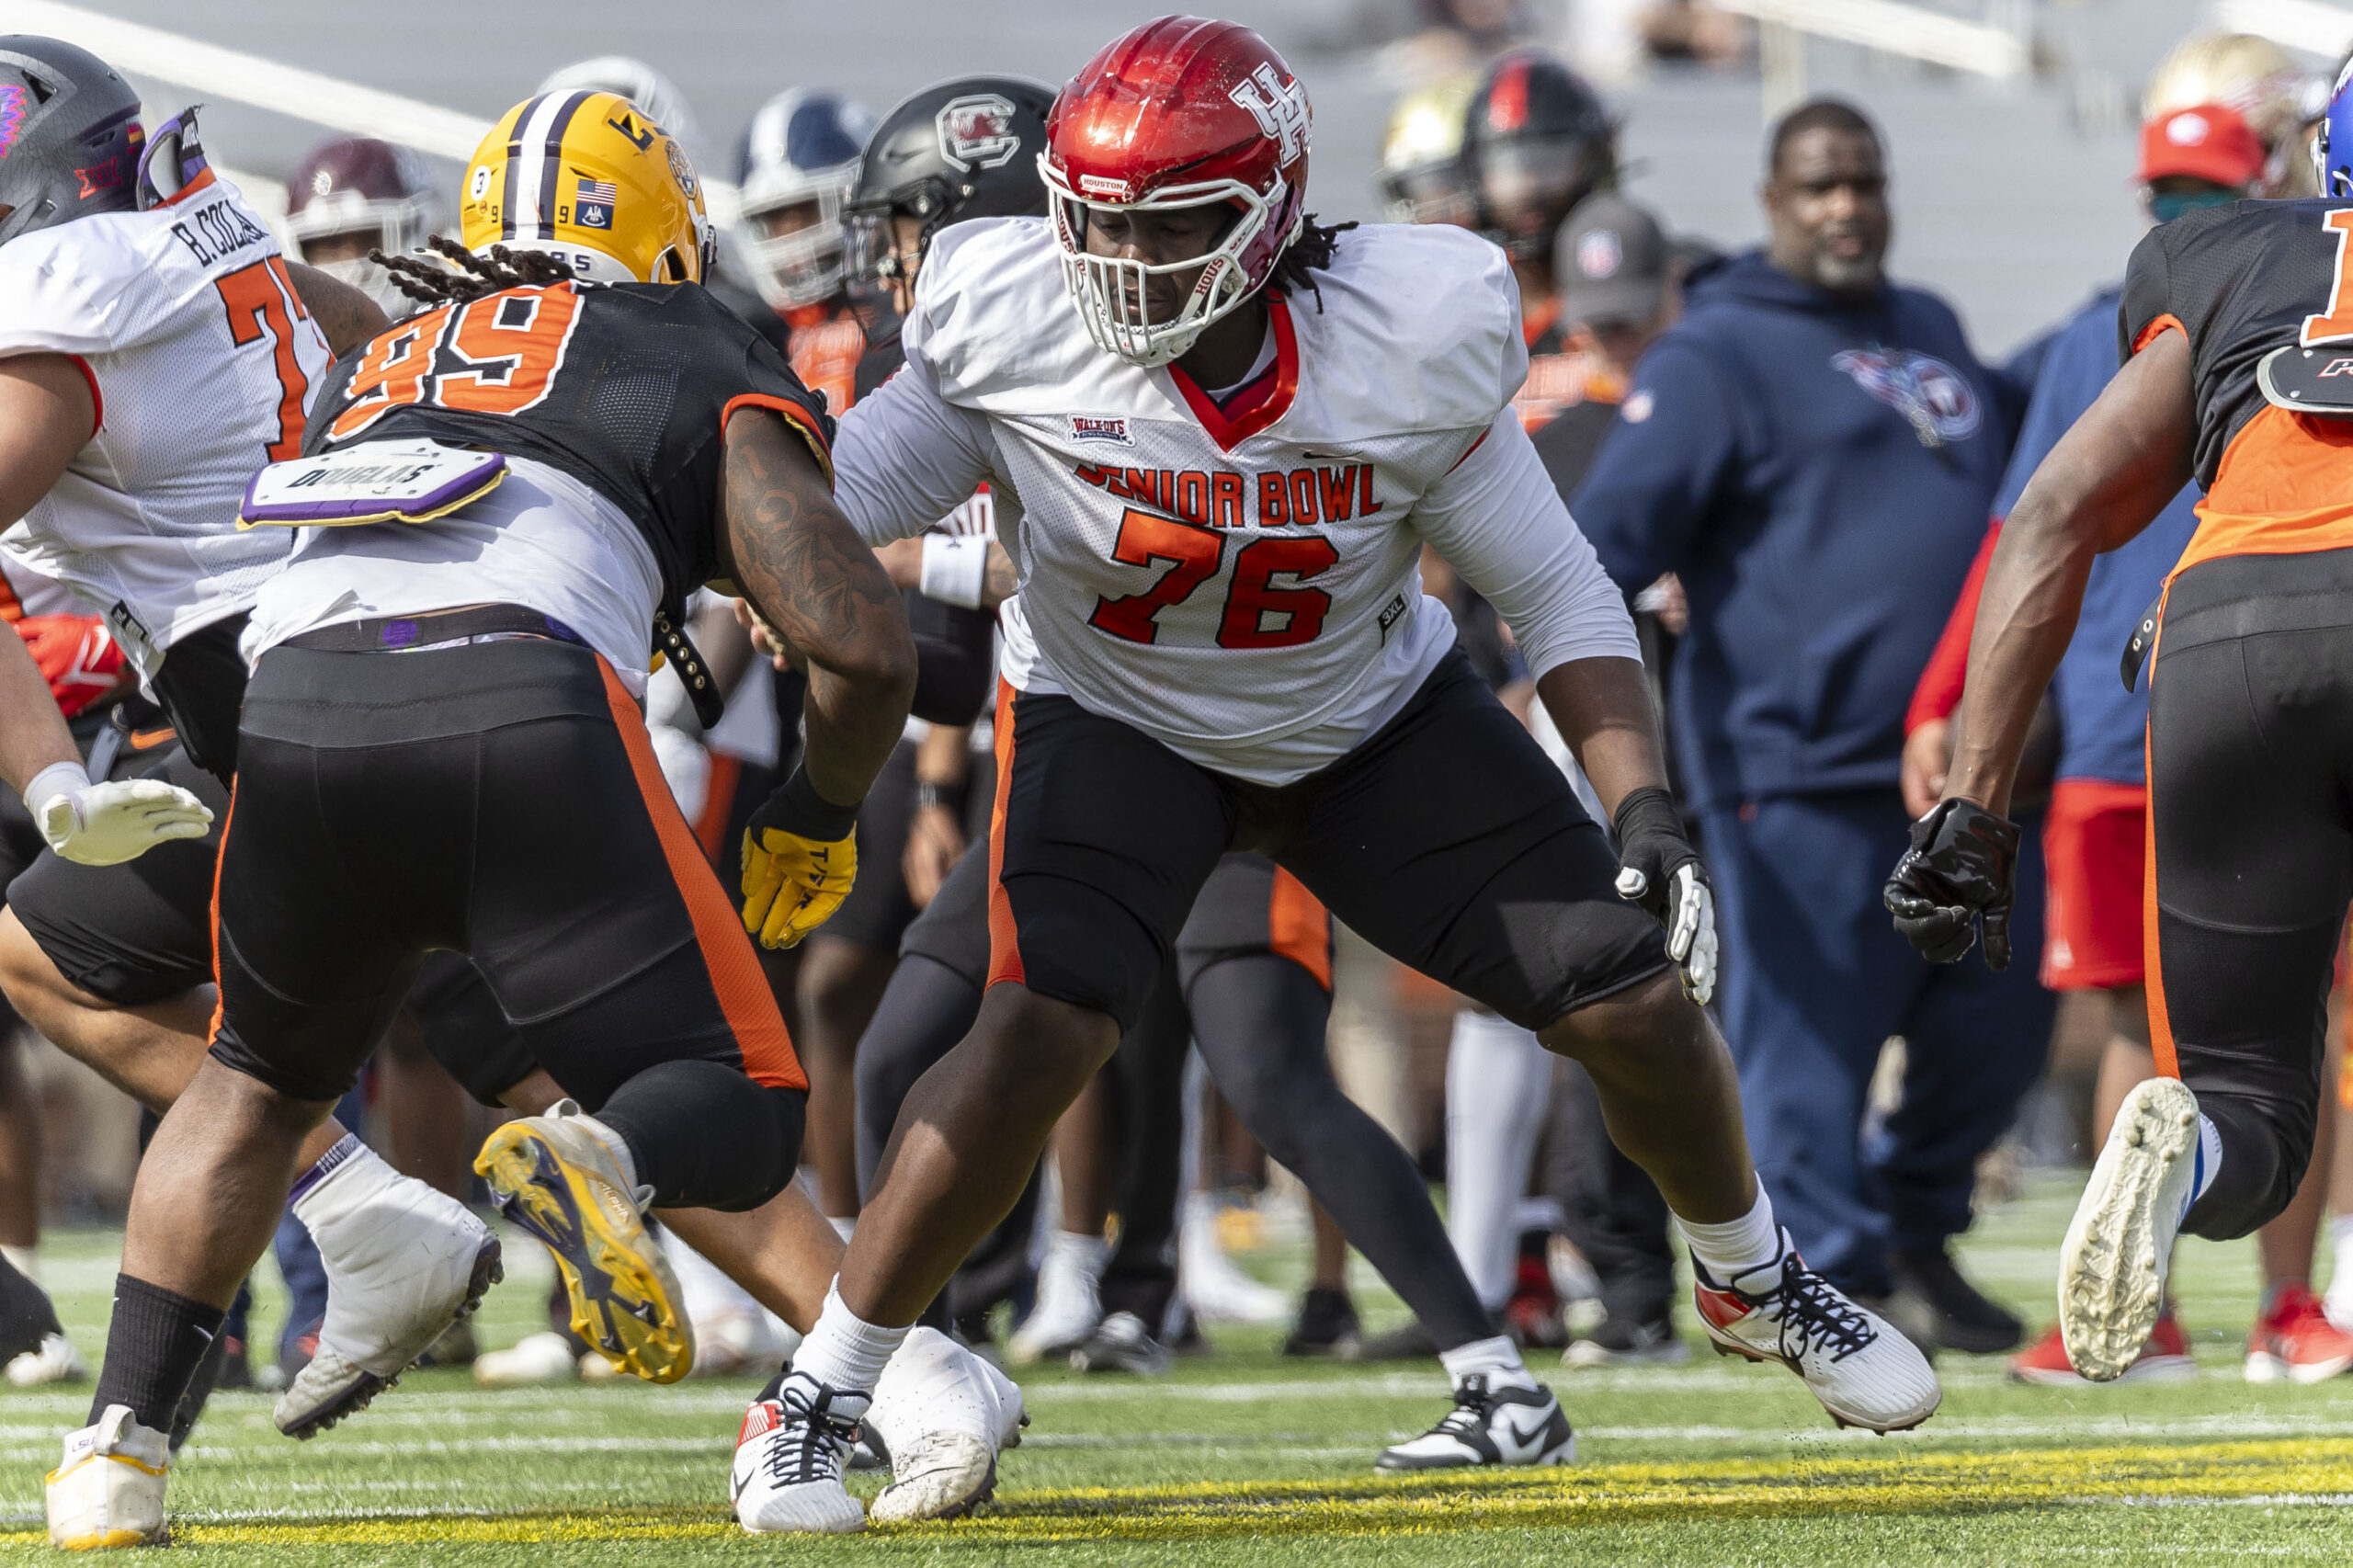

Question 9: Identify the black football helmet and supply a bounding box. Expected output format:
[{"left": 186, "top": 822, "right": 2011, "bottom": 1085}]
[
  {"left": 1459, "top": 50, "right": 1616, "bottom": 263},
  {"left": 842, "top": 74, "right": 1055, "bottom": 292},
  {"left": 0, "top": 36, "right": 144, "bottom": 247}
]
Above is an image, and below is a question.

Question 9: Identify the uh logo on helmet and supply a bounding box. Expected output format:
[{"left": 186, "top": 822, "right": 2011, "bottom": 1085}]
[
  {"left": 1040, "top": 15, "right": 1311, "bottom": 368},
  {"left": 460, "top": 89, "right": 712, "bottom": 285}
]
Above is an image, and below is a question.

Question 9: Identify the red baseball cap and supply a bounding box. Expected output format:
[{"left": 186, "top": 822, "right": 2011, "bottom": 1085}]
[{"left": 2138, "top": 102, "right": 2265, "bottom": 187}]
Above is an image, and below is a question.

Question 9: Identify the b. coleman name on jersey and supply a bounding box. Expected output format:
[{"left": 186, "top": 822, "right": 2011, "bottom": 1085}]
[
  {"left": 167, "top": 193, "right": 273, "bottom": 267},
  {"left": 1074, "top": 460, "right": 1382, "bottom": 529}
]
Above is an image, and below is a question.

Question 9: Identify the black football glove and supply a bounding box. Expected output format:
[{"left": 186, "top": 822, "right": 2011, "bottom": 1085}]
[
  {"left": 1611, "top": 786, "right": 1717, "bottom": 1006},
  {"left": 1883, "top": 798, "right": 2020, "bottom": 969}
]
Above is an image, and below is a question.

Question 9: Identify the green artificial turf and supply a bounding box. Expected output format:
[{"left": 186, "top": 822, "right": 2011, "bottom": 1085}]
[{"left": 2, "top": 1170, "right": 2348, "bottom": 1563}]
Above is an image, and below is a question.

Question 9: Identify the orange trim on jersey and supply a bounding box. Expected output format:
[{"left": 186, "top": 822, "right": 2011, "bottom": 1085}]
[
  {"left": 0, "top": 568, "right": 20, "bottom": 626},
  {"left": 2169, "top": 405, "right": 2353, "bottom": 578},
  {"left": 1267, "top": 868, "right": 1333, "bottom": 992},
  {"left": 595, "top": 657, "right": 806, "bottom": 1092},
  {"left": 157, "top": 166, "right": 218, "bottom": 208},
  {"left": 694, "top": 751, "right": 742, "bottom": 864},
  {"left": 2140, "top": 580, "right": 2179, "bottom": 1082},
  {"left": 722, "top": 394, "right": 834, "bottom": 487},
  {"left": 2131, "top": 312, "right": 2185, "bottom": 356},
  {"left": 1164, "top": 290, "right": 1299, "bottom": 451},
  {"left": 64, "top": 355, "right": 101, "bottom": 436},
  {"left": 985, "top": 677, "right": 1027, "bottom": 991},
  {"left": 205, "top": 783, "right": 237, "bottom": 1048}
]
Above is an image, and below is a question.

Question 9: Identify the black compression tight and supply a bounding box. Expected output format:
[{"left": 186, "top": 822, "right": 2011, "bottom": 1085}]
[{"left": 1186, "top": 954, "right": 1498, "bottom": 1351}]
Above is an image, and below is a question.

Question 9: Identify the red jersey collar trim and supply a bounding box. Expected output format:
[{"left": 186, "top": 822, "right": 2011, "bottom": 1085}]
[{"left": 1164, "top": 291, "right": 1298, "bottom": 451}]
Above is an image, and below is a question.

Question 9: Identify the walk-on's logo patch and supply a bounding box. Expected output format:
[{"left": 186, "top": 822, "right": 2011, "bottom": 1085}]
[
  {"left": 1069, "top": 415, "right": 1133, "bottom": 446},
  {"left": 0, "top": 85, "right": 28, "bottom": 158},
  {"left": 1830, "top": 347, "right": 1981, "bottom": 441},
  {"left": 1575, "top": 228, "right": 1622, "bottom": 279},
  {"left": 937, "top": 94, "right": 1021, "bottom": 172}
]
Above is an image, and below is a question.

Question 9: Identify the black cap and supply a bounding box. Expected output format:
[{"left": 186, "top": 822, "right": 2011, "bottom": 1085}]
[{"left": 1552, "top": 192, "right": 1668, "bottom": 328}]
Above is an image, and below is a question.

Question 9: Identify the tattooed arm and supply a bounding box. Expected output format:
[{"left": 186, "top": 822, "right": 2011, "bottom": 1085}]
[
  {"left": 718, "top": 406, "right": 915, "bottom": 809},
  {"left": 286, "top": 263, "right": 391, "bottom": 356}
]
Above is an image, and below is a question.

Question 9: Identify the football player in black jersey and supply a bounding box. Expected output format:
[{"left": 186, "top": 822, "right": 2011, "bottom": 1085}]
[
  {"left": 49, "top": 93, "right": 918, "bottom": 1544},
  {"left": 1890, "top": 62, "right": 2353, "bottom": 1386}
]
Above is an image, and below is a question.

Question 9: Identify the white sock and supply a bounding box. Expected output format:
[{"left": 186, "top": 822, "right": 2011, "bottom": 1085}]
[
  {"left": 1438, "top": 1333, "right": 1534, "bottom": 1392},
  {"left": 2331, "top": 1213, "right": 2353, "bottom": 1265},
  {"left": 1677, "top": 1187, "right": 1781, "bottom": 1286},
  {"left": 827, "top": 1216, "right": 856, "bottom": 1244},
  {"left": 2180, "top": 1113, "right": 2223, "bottom": 1224},
  {"left": 1443, "top": 1009, "right": 1552, "bottom": 1310},
  {"left": 1046, "top": 1227, "right": 1112, "bottom": 1285},
  {"left": 1, "top": 1244, "right": 39, "bottom": 1286},
  {"left": 790, "top": 1282, "right": 907, "bottom": 1396}
]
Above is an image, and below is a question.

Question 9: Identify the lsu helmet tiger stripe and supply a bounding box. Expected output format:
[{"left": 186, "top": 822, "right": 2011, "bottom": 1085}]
[{"left": 460, "top": 89, "right": 712, "bottom": 284}]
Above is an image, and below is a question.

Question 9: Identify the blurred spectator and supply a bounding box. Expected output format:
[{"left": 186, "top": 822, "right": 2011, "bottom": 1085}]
[
  {"left": 1573, "top": 98, "right": 2050, "bottom": 1350},
  {"left": 1635, "top": 1, "right": 1751, "bottom": 67},
  {"left": 1906, "top": 97, "right": 2353, "bottom": 1385},
  {"left": 1532, "top": 193, "right": 1686, "bottom": 1364}
]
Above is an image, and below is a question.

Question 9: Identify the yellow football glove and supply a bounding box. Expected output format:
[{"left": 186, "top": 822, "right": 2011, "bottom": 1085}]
[{"left": 740, "top": 772, "right": 861, "bottom": 949}]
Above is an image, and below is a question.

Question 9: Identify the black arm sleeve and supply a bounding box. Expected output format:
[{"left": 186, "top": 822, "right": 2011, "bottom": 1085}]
[{"left": 905, "top": 587, "right": 995, "bottom": 726}]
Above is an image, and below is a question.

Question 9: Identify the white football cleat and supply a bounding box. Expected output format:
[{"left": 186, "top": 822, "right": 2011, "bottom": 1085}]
[
  {"left": 472, "top": 1330, "right": 581, "bottom": 1388},
  {"left": 7, "top": 1332, "right": 87, "bottom": 1387},
  {"left": 2061, "top": 1076, "right": 2202, "bottom": 1382},
  {"left": 732, "top": 1370, "right": 867, "bottom": 1535},
  {"left": 1694, "top": 1231, "right": 1940, "bottom": 1434},
  {"left": 1374, "top": 1375, "right": 1574, "bottom": 1471},
  {"left": 279, "top": 1146, "right": 502, "bottom": 1437},
  {"left": 867, "top": 1326, "right": 1029, "bottom": 1522},
  {"left": 1008, "top": 1230, "right": 1107, "bottom": 1364},
  {"left": 46, "top": 1404, "right": 168, "bottom": 1549}
]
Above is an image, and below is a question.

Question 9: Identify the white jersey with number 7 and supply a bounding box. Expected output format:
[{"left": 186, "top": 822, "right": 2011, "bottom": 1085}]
[{"left": 0, "top": 169, "right": 328, "bottom": 678}]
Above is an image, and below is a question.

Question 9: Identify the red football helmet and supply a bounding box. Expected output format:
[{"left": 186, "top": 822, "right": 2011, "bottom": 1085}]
[{"left": 1040, "top": 16, "right": 1310, "bottom": 367}]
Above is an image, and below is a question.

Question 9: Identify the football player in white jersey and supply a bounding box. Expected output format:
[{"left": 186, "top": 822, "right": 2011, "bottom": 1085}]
[
  {"left": 749, "top": 17, "right": 1945, "bottom": 1530},
  {"left": 0, "top": 37, "right": 502, "bottom": 1470}
]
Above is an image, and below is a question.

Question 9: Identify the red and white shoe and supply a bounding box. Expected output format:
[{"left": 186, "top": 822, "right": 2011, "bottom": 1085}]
[
  {"left": 2009, "top": 1309, "right": 2196, "bottom": 1386},
  {"left": 2245, "top": 1285, "right": 2353, "bottom": 1384},
  {"left": 1693, "top": 1231, "right": 1940, "bottom": 1434}
]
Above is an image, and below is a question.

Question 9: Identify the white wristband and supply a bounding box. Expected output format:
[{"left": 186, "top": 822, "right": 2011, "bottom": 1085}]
[
  {"left": 918, "top": 534, "right": 990, "bottom": 610},
  {"left": 23, "top": 761, "right": 87, "bottom": 816}
]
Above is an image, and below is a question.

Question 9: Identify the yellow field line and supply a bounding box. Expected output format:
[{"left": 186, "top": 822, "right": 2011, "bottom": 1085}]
[{"left": 9, "top": 1438, "right": 2351, "bottom": 1547}]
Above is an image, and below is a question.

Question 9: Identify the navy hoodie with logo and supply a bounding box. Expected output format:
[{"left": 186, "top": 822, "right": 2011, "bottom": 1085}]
[{"left": 1573, "top": 250, "right": 2018, "bottom": 813}]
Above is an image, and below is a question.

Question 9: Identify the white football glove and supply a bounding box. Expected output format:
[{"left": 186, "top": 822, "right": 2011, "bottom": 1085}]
[
  {"left": 28, "top": 763, "right": 213, "bottom": 868},
  {"left": 1615, "top": 862, "right": 1718, "bottom": 1008}
]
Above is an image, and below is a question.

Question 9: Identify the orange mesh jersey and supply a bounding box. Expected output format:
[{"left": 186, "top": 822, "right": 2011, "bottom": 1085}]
[{"left": 2122, "top": 199, "right": 2353, "bottom": 576}]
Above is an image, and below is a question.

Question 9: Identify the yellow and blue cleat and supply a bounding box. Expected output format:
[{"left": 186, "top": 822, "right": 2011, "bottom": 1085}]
[{"left": 474, "top": 1101, "right": 694, "bottom": 1384}]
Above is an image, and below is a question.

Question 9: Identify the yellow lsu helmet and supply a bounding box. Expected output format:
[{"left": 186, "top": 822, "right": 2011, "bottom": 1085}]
[{"left": 460, "top": 89, "right": 713, "bottom": 284}]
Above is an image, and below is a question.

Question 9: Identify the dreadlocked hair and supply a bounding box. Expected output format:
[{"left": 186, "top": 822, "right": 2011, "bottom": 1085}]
[
  {"left": 1269, "top": 214, "right": 1357, "bottom": 312},
  {"left": 369, "top": 235, "right": 578, "bottom": 307}
]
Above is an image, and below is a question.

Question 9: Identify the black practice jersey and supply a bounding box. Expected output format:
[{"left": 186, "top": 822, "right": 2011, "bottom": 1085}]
[
  {"left": 303, "top": 279, "right": 833, "bottom": 617},
  {"left": 2120, "top": 199, "right": 2353, "bottom": 490}
]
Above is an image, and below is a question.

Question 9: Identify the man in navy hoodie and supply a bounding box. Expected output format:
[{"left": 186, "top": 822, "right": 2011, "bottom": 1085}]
[{"left": 1574, "top": 98, "right": 2050, "bottom": 1346}]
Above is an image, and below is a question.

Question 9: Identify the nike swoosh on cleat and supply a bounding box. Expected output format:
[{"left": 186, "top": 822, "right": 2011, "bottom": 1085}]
[{"left": 1496, "top": 1408, "right": 1555, "bottom": 1452}]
